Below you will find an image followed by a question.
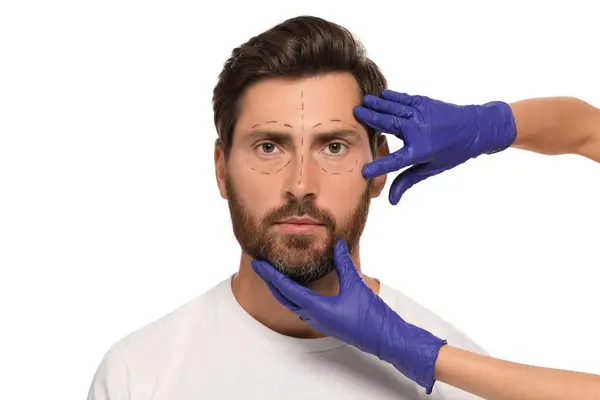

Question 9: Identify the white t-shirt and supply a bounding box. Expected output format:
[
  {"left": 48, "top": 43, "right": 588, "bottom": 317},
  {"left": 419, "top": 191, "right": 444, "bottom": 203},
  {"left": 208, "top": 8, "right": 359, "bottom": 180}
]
[{"left": 87, "top": 275, "right": 487, "bottom": 399}]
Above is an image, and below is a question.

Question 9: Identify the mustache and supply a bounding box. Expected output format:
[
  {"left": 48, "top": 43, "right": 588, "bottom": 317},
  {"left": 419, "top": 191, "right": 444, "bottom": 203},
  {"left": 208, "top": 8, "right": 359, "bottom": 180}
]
[{"left": 261, "top": 198, "right": 335, "bottom": 228}]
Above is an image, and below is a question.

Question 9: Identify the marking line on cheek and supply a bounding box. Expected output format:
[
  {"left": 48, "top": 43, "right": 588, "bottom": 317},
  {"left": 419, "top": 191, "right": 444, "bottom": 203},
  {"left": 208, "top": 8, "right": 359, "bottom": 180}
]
[
  {"left": 319, "top": 166, "right": 338, "bottom": 175},
  {"left": 276, "top": 160, "right": 291, "bottom": 173},
  {"left": 250, "top": 166, "right": 271, "bottom": 175},
  {"left": 346, "top": 159, "right": 359, "bottom": 172}
]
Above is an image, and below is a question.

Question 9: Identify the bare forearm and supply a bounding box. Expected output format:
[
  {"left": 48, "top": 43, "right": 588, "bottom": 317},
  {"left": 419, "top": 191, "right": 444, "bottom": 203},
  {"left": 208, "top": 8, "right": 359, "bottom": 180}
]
[
  {"left": 434, "top": 345, "right": 600, "bottom": 400},
  {"left": 509, "top": 97, "right": 600, "bottom": 162}
]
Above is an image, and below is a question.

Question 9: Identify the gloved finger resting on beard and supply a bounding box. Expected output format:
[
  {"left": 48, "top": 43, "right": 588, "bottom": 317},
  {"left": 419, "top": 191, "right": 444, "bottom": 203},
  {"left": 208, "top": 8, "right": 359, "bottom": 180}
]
[{"left": 252, "top": 260, "right": 317, "bottom": 309}]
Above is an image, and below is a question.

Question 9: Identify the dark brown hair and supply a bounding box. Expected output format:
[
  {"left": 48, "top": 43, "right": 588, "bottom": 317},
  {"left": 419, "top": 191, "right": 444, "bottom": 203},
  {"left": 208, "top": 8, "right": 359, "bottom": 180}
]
[{"left": 212, "top": 15, "right": 387, "bottom": 158}]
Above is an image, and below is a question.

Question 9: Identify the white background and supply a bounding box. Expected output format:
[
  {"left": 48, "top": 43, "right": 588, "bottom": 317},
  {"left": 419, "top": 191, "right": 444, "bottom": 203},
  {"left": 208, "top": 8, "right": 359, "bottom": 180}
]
[{"left": 1, "top": 0, "right": 599, "bottom": 398}]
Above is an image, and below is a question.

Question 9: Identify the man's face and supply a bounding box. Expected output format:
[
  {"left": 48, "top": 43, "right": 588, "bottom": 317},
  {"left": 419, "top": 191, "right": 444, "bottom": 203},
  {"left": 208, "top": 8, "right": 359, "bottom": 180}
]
[{"left": 218, "top": 73, "right": 380, "bottom": 284}]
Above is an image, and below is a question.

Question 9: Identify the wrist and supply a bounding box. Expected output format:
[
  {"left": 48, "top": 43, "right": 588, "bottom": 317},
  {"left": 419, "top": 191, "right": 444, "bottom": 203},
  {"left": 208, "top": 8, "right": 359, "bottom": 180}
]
[
  {"left": 383, "top": 318, "right": 447, "bottom": 394},
  {"left": 478, "top": 101, "right": 517, "bottom": 155}
]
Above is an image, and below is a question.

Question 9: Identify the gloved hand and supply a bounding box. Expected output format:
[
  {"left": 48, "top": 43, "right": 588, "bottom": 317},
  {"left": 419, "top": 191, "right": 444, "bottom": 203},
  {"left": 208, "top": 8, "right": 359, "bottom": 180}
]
[
  {"left": 251, "top": 239, "right": 447, "bottom": 394},
  {"left": 353, "top": 90, "right": 517, "bottom": 205}
]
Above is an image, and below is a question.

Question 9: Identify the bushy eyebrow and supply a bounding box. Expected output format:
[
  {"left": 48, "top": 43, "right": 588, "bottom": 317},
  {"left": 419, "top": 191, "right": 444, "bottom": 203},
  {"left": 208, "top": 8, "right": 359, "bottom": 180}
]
[
  {"left": 245, "top": 128, "right": 359, "bottom": 143},
  {"left": 245, "top": 130, "right": 294, "bottom": 144},
  {"left": 311, "top": 129, "right": 360, "bottom": 142}
]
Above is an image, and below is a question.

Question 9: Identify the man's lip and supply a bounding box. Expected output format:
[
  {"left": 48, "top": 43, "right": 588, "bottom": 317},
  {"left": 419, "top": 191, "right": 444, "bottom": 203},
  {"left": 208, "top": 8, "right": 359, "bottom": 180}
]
[{"left": 277, "top": 218, "right": 323, "bottom": 225}]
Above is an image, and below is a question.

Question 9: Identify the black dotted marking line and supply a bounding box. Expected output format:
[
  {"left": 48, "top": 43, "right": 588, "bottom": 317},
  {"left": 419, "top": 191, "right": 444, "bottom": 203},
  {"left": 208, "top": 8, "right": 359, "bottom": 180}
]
[{"left": 299, "top": 90, "right": 304, "bottom": 185}]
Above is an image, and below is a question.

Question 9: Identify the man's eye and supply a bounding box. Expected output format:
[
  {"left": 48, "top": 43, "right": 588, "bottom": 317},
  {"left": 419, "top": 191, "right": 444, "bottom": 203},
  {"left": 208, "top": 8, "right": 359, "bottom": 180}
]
[
  {"left": 325, "top": 142, "right": 347, "bottom": 155},
  {"left": 259, "top": 142, "right": 277, "bottom": 153}
]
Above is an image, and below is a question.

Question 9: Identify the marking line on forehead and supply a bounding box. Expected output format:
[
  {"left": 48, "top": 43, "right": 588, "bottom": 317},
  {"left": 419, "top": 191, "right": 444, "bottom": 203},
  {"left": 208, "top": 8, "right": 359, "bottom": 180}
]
[
  {"left": 251, "top": 121, "right": 293, "bottom": 129},
  {"left": 313, "top": 119, "right": 355, "bottom": 129},
  {"left": 299, "top": 90, "right": 304, "bottom": 184}
]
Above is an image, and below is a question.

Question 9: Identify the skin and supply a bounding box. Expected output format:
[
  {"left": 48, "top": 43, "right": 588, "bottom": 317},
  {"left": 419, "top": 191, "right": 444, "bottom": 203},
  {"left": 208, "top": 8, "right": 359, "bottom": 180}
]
[
  {"left": 510, "top": 96, "right": 600, "bottom": 162},
  {"left": 435, "top": 345, "right": 600, "bottom": 400},
  {"left": 213, "top": 72, "right": 388, "bottom": 339}
]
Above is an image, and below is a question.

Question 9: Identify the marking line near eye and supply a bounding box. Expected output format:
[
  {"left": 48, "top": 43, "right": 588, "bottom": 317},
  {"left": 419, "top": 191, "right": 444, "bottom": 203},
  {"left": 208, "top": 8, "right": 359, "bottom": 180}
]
[{"left": 246, "top": 100, "right": 362, "bottom": 176}]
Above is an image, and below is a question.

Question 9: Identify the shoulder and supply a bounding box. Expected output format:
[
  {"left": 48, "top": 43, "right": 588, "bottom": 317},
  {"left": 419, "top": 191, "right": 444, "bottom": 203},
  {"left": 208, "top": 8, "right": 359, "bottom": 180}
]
[
  {"left": 378, "top": 282, "right": 488, "bottom": 357},
  {"left": 87, "top": 341, "right": 131, "bottom": 400},
  {"left": 86, "top": 277, "right": 231, "bottom": 399},
  {"left": 117, "top": 277, "right": 230, "bottom": 360}
]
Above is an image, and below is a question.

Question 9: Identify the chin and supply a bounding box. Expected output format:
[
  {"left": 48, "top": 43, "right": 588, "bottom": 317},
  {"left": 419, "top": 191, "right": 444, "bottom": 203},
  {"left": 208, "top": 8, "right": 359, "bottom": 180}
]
[
  {"left": 263, "top": 233, "right": 335, "bottom": 284},
  {"left": 280, "top": 230, "right": 333, "bottom": 254}
]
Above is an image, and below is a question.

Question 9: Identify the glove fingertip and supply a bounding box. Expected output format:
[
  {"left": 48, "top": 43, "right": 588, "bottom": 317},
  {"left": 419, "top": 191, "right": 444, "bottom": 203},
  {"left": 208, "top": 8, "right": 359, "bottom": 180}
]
[
  {"left": 389, "top": 183, "right": 404, "bottom": 205},
  {"left": 332, "top": 240, "right": 348, "bottom": 269},
  {"left": 333, "top": 239, "right": 360, "bottom": 286},
  {"left": 365, "top": 155, "right": 400, "bottom": 177},
  {"left": 393, "top": 182, "right": 414, "bottom": 205},
  {"left": 334, "top": 238, "right": 348, "bottom": 256},
  {"left": 361, "top": 163, "right": 380, "bottom": 179},
  {"left": 353, "top": 105, "right": 368, "bottom": 116}
]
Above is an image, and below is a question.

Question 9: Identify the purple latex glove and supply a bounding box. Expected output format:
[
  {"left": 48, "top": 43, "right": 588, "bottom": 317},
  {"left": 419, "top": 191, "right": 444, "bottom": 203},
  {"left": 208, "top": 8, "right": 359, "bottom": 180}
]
[
  {"left": 251, "top": 239, "right": 447, "bottom": 394},
  {"left": 353, "top": 90, "right": 517, "bottom": 205}
]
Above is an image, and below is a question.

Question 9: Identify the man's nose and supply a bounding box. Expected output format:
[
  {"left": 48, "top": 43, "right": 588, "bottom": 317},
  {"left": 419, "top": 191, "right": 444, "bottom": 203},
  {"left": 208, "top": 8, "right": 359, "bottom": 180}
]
[{"left": 283, "top": 150, "right": 320, "bottom": 202}]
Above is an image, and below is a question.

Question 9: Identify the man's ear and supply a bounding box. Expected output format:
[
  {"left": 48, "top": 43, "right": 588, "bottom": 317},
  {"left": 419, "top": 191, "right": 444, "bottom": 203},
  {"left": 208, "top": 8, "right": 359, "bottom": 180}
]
[
  {"left": 370, "top": 134, "right": 389, "bottom": 199},
  {"left": 214, "top": 138, "right": 228, "bottom": 200}
]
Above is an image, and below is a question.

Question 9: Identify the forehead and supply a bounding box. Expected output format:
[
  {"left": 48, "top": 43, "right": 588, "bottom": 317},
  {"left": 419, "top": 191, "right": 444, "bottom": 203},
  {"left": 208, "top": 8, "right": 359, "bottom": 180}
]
[{"left": 236, "top": 73, "right": 364, "bottom": 134}]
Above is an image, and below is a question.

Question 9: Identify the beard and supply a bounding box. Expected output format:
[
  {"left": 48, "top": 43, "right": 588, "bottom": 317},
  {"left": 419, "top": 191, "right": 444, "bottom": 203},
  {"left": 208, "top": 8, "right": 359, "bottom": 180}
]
[{"left": 225, "top": 176, "right": 372, "bottom": 285}]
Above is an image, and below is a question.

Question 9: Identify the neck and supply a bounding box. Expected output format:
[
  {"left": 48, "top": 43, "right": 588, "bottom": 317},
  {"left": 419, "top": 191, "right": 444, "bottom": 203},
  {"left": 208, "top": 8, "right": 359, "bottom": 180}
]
[{"left": 231, "top": 243, "right": 380, "bottom": 339}]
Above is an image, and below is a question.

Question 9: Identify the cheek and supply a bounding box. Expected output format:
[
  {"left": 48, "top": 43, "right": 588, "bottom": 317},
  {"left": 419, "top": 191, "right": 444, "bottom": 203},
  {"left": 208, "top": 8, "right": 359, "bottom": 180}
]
[
  {"left": 320, "top": 165, "right": 366, "bottom": 190},
  {"left": 316, "top": 145, "right": 372, "bottom": 195},
  {"left": 229, "top": 165, "right": 281, "bottom": 214},
  {"left": 318, "top": 171, "right": 368, "bottom": 210}
]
